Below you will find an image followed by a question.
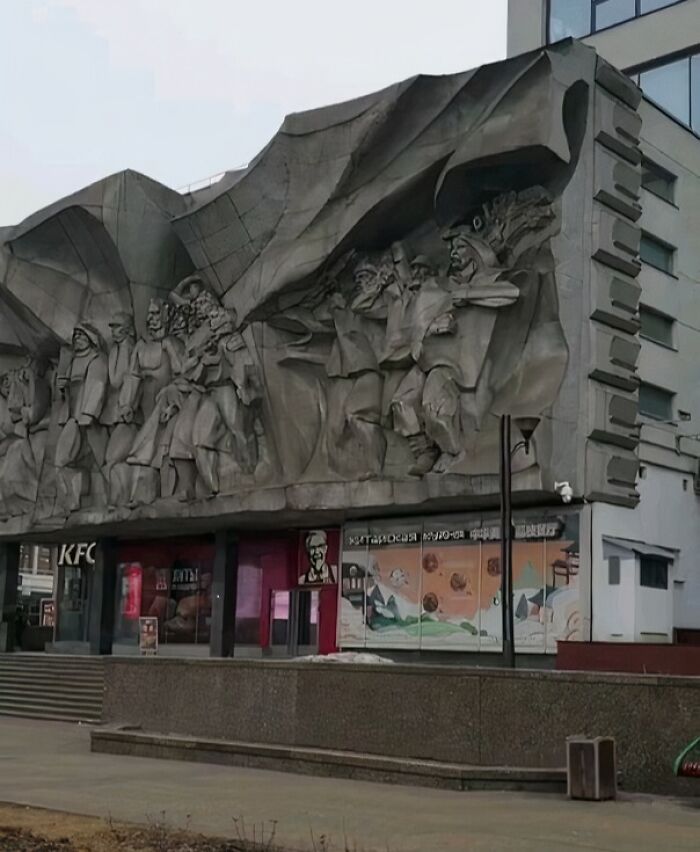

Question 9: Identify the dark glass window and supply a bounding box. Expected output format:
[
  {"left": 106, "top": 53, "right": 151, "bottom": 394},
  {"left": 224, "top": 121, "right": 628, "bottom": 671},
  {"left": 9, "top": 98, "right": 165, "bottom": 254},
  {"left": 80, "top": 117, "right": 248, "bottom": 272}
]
[
  {"left": 595, "top": 0, "right": 636, "bottom": 30},
  {"left": 608, "top": 556, "right": 621, "bottom": 585},
  {"left": 639, "top": 233, "right": 674, "bottom": 273},
  {"left": 549, "top": 0, "right": 591, "bottom": 41},
  {"left": 641, "top": 159, "right": 676, "bottom": 203},
  {"left": 640, "top": 58, "right": 691, "bottom": 126},
  {"left": 639, "top": 306, "right": 674, "bottom": 346},
  {"left": 640, "top": 556, "right": 669, "bottom": 589},
  {"left": 639, "top": 382, "right": 674, "bottom": 420}
]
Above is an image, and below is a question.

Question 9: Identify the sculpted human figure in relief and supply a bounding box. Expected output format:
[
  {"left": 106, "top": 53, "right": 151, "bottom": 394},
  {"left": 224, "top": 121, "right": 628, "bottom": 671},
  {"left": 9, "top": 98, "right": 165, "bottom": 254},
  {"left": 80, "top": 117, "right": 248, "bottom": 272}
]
[
  {"left": 103, "top": 312, "right": 138, "bottom": 496},
  {"left": 190, "top": 305, "right": 264, "bottom": 496},
  {"left": 0, "top": 361, "right": 51, "bottom": 517},
  {"left": 119, "top": 298, "right": 184, "bottom": 424},
  {"left": 54, "top": 323, "right": 109, "bottom": 510}
]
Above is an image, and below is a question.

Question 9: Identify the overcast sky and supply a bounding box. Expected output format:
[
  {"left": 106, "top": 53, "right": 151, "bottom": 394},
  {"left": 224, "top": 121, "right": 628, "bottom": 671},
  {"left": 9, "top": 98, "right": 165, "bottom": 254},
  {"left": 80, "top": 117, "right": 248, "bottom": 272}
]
[{"left": 1, "top": 0, "right": 507, "bottom": 226}]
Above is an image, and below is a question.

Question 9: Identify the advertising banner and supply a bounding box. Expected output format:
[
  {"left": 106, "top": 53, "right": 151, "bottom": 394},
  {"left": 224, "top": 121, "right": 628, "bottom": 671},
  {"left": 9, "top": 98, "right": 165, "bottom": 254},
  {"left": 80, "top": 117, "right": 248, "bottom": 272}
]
[
  {"left": 298, "top": 529, "right": 339, "bottom": 586},
  {"left": 339, "top": 510, "right": 581, "bottom": 654},
  {"left": 139, "top": 616, "right": 158, "bottom": 655},
  {"left": 39, "top": 598, "right": 55, "bottom": 628}
]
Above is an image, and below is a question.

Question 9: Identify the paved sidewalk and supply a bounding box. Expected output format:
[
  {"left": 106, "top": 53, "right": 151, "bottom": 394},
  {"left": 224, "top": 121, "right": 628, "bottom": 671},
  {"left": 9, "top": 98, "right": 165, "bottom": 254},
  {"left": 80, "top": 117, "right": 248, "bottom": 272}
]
[{"left": 0, "top": 717, "right": 699, "bottom": 851}]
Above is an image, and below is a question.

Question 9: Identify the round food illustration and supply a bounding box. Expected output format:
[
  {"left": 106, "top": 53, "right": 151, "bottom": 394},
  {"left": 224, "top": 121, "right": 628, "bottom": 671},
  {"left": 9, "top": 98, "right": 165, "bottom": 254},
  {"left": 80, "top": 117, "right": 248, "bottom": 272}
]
[
  {"left": 422, "top": 592, "right": 439, "bottom": 613},
  {"left": 423, "top": 552, "right": 439, "bottom": 573},
  {"left": 450, "top": 572, "right": 467, "bottom": 591},
  {"left": 487, "top": 557, "right": 501, "bottom": 577}
]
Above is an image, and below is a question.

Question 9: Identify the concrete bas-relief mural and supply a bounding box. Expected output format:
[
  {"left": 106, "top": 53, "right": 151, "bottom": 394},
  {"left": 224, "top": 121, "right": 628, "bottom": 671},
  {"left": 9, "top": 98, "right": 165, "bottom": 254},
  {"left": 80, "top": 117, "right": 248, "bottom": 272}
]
[{"left": 0, "top": 42, "right": 609, "bottom": 535}]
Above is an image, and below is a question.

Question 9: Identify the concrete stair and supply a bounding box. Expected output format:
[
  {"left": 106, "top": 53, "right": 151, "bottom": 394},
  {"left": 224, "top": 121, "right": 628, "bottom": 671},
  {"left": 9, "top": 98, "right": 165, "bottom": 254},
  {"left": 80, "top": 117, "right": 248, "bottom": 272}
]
[
  {"left": 92, "top": 727, "right": 567, "bottom": 793},
  {"left": 0, "top": 654, "right": 104, "bottom": 723}
]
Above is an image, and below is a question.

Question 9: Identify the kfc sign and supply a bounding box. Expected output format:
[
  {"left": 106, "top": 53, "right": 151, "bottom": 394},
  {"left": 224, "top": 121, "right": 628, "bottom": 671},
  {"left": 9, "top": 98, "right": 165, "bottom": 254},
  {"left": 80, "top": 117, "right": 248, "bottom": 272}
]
[{"left": 57, "top": 542, "right": 96, "bottom": 567}]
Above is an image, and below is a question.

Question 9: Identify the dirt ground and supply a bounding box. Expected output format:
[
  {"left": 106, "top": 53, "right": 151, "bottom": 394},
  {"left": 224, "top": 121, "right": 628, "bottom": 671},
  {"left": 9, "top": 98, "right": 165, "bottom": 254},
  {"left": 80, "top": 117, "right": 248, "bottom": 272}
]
[{"left": 0, "top": 804, "right": 287, "bottom": 852}]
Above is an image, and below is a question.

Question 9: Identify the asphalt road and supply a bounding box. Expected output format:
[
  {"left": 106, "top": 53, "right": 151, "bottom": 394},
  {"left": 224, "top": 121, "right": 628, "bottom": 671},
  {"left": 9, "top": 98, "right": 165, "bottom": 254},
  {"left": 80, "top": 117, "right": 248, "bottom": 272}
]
[{"left": 0, "top": 716, "right": 698, "bottom": 851}]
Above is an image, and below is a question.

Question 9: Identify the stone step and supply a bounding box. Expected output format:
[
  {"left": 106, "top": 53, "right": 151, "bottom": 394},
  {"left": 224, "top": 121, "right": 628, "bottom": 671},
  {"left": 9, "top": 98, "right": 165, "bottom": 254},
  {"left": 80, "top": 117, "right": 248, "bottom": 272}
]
[
  {"left": 0, "top": 671, "right": 104, "bottom": 685},
  {"left": 91, "top": 728, "right": 567, "bottom": 794},
  {"left": 0, "top": 694, "right": 102, "bottom": 713},
  {"left": 0, "top": 654, "right": 104, "bottom": 722},
  {"left": 0, "top": 656, "right": 103, "bottom": 667},
  {"left": 0, "top": 651, "right": 103, "bottom": 666},
  {"left": 0, "top": 681, "right": 103, "bottom": 699},
  {"left": 0, "top": 706, "right": 100, "bottom": 723},
  {"left": 0, "top": 665, "right": 103, "bottom": 675}
]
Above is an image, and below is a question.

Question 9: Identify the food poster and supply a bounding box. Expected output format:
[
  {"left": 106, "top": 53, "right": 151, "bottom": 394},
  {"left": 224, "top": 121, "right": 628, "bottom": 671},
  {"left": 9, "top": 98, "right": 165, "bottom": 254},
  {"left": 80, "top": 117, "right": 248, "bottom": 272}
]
[
  {"left": 544, "top": 513, "right": 581, "bottom": 650},
  {"left": 511, "top": 540, "right": 547, "bottom": 652},
  {"left": 339, "top": 523, "right": 370, "bottom": 647},
  {"left": 339, "top": 521, "right": 423, "bottom": 648},
  {"left": 139, "top": 616, "right": 158, "bottom": 655},
  {"left": 338, "top": 511, "right": 582, "bottom": 653},
  {"left": 479, "top": 542, "right": 503, "bottom": 650},
  {"left": 364, "top": 520, "right": 422, "bottom": 648},
  {"left": 420, "top": 517, "right": 482, "bottom": 649}
]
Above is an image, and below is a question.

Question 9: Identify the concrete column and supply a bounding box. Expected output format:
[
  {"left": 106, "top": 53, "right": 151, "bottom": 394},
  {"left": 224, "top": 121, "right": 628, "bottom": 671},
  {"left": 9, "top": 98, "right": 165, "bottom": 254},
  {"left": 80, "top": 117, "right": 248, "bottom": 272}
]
[
  {"left": 0, "top": 543, "right": 20, "bottom": 652},
  {"left": 210, "top": 531, "right": 238, "bottom": 658},
  {"left": 88, "top": 538, "right": 117, "bottom": 655}
]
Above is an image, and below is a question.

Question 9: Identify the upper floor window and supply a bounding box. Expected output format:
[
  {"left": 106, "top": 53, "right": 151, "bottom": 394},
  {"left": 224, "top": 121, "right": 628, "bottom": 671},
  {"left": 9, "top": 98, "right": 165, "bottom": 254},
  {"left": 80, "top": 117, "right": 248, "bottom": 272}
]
[
  {"left": 548, "top": 0, "right": 683, "bottom": 42},
  {"left": 630, "top": 50, "right": 700, "bottom": 133},
  {"left": 639, "top": 382, "right": 674, "bottom": 420},
  {"left": 640, "top": 556, "right": 669, "bottom": 589},
  {"left": 639, "top": 306, "right": 674, "bottom": 346},
  {"left": 639, "top": 233, "right": 674, "bottom": 274},
  {"left": 641, "top": 158, "right": 676, "bottom": 203},
  {"left": 608, "top": 555, "right": 621, "bottom": 585}
]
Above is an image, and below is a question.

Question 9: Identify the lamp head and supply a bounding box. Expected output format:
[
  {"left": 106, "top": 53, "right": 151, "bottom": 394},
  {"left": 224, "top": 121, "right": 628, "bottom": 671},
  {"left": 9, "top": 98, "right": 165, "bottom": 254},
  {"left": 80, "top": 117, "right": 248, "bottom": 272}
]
[{"left": 514, "top": 416, "right": 540, "bottom": 450}]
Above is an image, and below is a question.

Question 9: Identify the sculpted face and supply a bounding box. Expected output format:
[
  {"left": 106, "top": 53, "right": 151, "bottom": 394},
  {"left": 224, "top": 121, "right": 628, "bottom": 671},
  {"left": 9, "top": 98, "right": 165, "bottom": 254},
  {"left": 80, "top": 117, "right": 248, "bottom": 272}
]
[
  {"left": 353, "top": 264, "right": 378, "bottom": 295},
  {"left": 194, "top": 291, "right": 218, "bottom": 325},
  {"left": 449, "top": 236, "right": 480, "bottom": 277},
  {"left": 110, "top": 317, "right": 133, "bottom": 344},
  {"left": 410, "top": 262, "right": 431, "bottom": 287},
  {"left": 146, "top": 302, "right": 166, "bottom": 340},
  {"left": 72, "top": 329, "right": 92, "bottom": 354},
  {"left": 210, "top": 306, "right": 236, "bottom": 338},
  {"left": 377, "top": 256, "right": 397, "bottom": 288}
]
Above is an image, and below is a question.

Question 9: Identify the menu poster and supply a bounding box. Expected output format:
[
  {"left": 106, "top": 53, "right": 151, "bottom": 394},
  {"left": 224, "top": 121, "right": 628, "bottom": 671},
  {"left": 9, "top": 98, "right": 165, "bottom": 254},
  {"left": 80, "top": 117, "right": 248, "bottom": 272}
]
[
  {"left": 139, "top": 616, "right": 158, "bottom": 655},
  {"left": 40, "top": 598, "right": 55, "bottom": 628}
]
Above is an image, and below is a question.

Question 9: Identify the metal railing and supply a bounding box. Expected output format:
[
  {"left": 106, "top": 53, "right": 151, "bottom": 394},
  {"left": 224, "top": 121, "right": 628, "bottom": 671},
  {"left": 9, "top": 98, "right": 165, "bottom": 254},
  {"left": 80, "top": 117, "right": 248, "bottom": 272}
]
[{"left": 177, "top": 163, "right": 249, "bottom": 195}]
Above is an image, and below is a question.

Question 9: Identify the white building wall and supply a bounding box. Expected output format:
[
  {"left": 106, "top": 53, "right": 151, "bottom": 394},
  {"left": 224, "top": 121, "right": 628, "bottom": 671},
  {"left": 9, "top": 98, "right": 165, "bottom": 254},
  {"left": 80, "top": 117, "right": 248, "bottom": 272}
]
[
  {"left": 592, "top": 465, "right": 700, "bottom": 641},
  {"left": 598, "top": 541, "right": 636, "bottom": 640},
  {"left": 635, "top": 575, "right": 674, "bottom": 642}
]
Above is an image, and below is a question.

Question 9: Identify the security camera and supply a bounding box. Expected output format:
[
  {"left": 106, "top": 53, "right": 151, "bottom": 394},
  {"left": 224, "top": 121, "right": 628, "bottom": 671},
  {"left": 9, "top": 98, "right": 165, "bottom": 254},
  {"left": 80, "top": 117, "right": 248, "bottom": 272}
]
[{"left": 554, "top": 481, "right": 573, "bottom": 504}]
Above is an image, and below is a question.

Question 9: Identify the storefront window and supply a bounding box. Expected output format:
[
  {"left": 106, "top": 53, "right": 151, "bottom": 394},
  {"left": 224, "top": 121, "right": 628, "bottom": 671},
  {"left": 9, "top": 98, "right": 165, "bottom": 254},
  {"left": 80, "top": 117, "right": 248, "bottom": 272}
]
[
  {"left": 113, "top": 538, "right": 214, "bottom": 651},
  {"left": 235, "top": 538, "right": 295, "bottom": 652},
  {"left": 339, "top": 512, "right": 582, "bottom": 655}
]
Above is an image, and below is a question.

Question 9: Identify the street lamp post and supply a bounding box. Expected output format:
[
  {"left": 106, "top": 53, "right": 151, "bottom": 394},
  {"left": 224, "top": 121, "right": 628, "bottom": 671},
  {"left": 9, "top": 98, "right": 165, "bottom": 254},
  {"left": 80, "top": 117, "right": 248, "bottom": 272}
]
[{"left": 499, "top": 414, "right": 540, "bottom": 669}]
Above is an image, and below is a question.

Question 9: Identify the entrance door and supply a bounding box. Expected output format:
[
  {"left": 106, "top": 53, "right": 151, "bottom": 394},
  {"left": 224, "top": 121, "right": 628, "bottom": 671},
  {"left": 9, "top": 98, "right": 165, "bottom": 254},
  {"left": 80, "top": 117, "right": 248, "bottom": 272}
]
[
  {"left": 290, "top": 588, "right": 319, "bottom": 656},
  {"left": 56, "top": 563, "right": 91, "bottom": 644},
  {"left": 268, "top": 589, "right": 291, "bottom": 657},
  {"left": 267, "top": 588, "right": 319, "bottom": 657}
]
